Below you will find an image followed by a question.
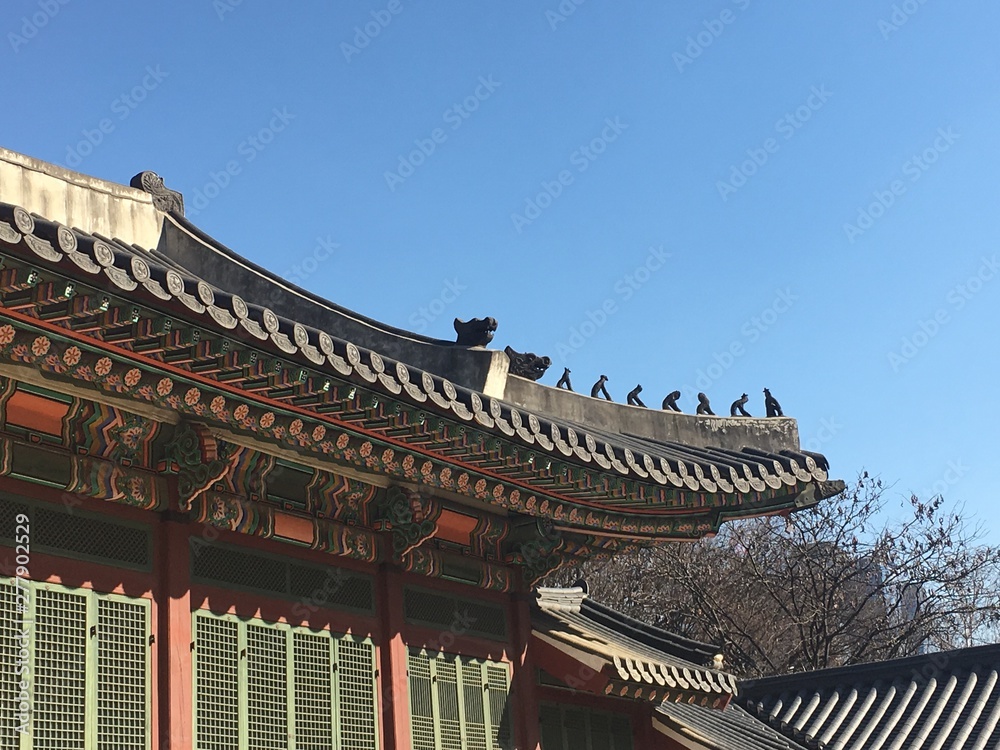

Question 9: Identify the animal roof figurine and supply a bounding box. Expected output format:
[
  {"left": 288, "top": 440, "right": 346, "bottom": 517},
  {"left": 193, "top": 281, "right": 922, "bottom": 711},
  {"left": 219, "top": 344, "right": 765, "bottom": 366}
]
[
  {"left": 730, "top": 393, "right": 751, "bottom": 417},
  {"left": 764, "top": 387, "right": 783, "bottom": 417},
  {"left": 590, "top": 375, "right": 611, "bottom": 401},
  {"left": 556, "top": 367, "right": 573, "bottom": 390},
  {"left": 661, "top": 390, "right": 681, "bottom": 412},
  {"left": 627, "top": 384, "right": 646, "bottom": 408},
  {"left": 696, "top": 393, "right": 714, "bottom": 416}
]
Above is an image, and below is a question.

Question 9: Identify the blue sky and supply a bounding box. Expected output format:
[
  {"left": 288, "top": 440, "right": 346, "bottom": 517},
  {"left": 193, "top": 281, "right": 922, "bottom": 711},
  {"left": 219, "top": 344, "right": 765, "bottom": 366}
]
[{"left": 5, "top": 1, "right": 999, "bottom": 542}]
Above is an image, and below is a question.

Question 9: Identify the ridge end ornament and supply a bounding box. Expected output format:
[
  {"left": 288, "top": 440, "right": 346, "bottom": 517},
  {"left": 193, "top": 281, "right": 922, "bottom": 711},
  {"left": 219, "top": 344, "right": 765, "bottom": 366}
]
[
  {"left": 130, "top": 171, "right": 185, "bottom": 216},
  {"left": 454, "top": 317, "right": 497, "bottom": 346},
  {"left": 504, "top": 346, "right": 552, "bottom": 381}
]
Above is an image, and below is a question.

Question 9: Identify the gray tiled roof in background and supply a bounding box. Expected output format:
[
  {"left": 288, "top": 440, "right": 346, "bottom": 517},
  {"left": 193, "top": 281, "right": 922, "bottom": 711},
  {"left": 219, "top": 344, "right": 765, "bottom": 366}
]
[
  {"left": 655, "top": 701, "right": 811, "bottom": 750},
  {"left": 533, "top": 586, "right": 738, "bottom": 702},
  {"left": 738, "top": 643, "right": 1000, "bottom": 750}
]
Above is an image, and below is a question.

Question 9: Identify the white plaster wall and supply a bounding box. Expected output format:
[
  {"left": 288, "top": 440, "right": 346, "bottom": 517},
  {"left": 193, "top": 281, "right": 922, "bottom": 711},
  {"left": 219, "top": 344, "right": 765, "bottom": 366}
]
[{"left": 0, "top": 146, "right": 163, "bottom": 249}]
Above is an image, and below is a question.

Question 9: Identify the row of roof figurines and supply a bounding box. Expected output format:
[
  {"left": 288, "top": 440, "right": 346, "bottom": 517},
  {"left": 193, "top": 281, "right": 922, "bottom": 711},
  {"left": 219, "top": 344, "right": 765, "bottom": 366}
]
[
  {"left": 561, "top": 370, "right": 784, "bottom": 418},
  {"left": 451, "top": 318, "right": 785, "bottom": 418}
]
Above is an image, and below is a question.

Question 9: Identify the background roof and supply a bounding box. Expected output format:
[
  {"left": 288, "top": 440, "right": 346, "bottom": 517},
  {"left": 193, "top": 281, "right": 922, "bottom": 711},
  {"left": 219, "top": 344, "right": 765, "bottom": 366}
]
[{"left": 739, "top": 643, "right": 1000, "bottom": 749}]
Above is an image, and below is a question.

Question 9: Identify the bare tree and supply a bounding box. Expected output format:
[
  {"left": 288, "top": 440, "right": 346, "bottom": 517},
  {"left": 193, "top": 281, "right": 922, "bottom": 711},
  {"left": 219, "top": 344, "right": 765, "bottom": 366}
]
[{"left": 549, "top": 473, "right": 1000, "bottom": 678}]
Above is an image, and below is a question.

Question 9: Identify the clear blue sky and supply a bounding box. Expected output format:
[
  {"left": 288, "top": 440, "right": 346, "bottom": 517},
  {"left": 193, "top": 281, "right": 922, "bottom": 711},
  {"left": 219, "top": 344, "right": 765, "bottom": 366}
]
[{"left": 5, "top": 1, "right": 999, "bottom": 542}]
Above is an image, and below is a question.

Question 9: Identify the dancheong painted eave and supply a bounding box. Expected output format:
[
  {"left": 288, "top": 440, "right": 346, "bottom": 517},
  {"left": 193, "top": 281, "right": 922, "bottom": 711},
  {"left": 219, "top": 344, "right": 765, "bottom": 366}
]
[{"left": 0, "top": 147, "right": 844, "bottom": 546}]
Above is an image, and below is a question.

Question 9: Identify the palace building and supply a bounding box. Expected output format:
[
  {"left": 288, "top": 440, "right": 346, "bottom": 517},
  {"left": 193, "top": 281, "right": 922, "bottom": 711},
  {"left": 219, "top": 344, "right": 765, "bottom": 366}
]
[{"left": 0, "top": 146, "right": 843, "bottom": 749}]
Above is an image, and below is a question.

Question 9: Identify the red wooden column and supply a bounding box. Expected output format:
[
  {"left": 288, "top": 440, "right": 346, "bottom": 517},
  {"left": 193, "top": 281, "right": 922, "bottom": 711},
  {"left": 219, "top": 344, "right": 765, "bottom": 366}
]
[
  {"left": 157, "top": 512, "right": 193, "bottom": 750},
  {"left": 378, "top": 563, "right": 412, "bottom": 750},
  {"left": 510, "top": 592, "right": 542, "bottom": 750}
]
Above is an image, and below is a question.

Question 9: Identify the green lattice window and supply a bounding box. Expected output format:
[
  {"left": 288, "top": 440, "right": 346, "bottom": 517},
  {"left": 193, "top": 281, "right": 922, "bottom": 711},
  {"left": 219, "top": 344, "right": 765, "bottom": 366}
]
[
  {"left": 0, "top": 577, "right": 151, "bottom": 750},
  {"left": 0, "top": 494, "right": 151, "bottom": 571},
  {"left": 192, "top": 611, "right": 378, "bottom": 750},
  {"left": 407, "top": 649, "right": 512, "bottom": 750},
  {"left": 539, "top": 703, "right": 633, "bottom": 750},
  {"left": 403, "top": 587, "right": 506, "bottom": 640}
]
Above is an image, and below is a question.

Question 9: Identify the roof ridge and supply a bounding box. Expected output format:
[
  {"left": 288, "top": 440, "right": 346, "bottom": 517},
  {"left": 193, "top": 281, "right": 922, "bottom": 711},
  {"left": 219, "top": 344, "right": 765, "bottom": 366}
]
[
  {"left": 164, "top": 212, "right": 460, "bottom": 348},
  {"left": 581, "top": 596, "right": 721, "bottom": 660},
  {"left": 740, "top": 642, "right": 1000, "bottom": 694}
]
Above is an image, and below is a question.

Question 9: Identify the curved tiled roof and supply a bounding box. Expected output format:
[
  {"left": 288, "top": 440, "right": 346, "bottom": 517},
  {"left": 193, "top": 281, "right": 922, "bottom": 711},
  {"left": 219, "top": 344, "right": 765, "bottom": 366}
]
[
  {"left": 0, "top": 201, "right": 840, "bottom": 518},
  {"left": 533, "top": 586, "right": 738, "bottom": 704},
  {"left": 655, "top": 702, "right": 810, "bottom": 750},
  {"left": 739, "top": 644, "right": 1000, "bottom": 750},
  {"left": 164, "top": 211, "right": 468, "bottom": 349}
]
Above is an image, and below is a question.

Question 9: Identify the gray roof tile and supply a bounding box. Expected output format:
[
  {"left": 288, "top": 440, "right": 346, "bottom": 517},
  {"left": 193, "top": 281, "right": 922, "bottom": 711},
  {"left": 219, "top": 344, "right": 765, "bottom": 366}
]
[
  {"left": 655, "top": 702, "right": 812, "bottom": 750},
  {"left": 533, "top": 586, "right": 738, "bottom": 703},
  {"left": 739, "top": 644, "right": 1000, "bottom": 750}
]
